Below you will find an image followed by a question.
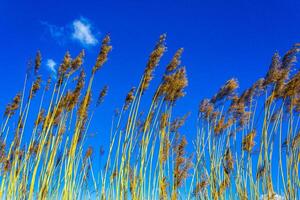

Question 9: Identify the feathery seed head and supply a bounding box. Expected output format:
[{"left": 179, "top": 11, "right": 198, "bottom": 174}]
[
  {"left": 92, "top": 35, "right": 112, "bottom": 74},
  {"left": 84, "top": 146, "right": 93, "bottom": 161},
  {"left": 34, "top": 50, "right": 42, "bottom": 75},
  {"left": 97, "top": 85, "right": 108, "bottom": 106},
  {"left": 170, "top": 112, "right": 190, "bottom": 133},
  {"left": 264, "top": 52, "right": 282, "bottom": 86},
  {"left": 211, "top": 78, "right": 239, "bottom": 104},
  {"left": 57, "top": 51, "right": 72, "bottom": 86},
  {"left": 5, "top": 93, "right": 22, "bottom": 117},
  {"left": 158, "top": 67, "right": 188, "bottom": 103},
  {"left": 140, "top": 34, "right": 167, "bottom": 93},
  {"left": 71, "top": 50, "right": 85, "bottom": 72},
  {"left": 160, "top": 113, "right": 169, "bottom": 130},
  {"left": 166, "top": 48, "right": 183, "bottom": 72},
  {"left": 30, "top": 76, "right": 42, "bottom": 99},
  {"left": 242, "top": 129, "right": 256, "bottom": 152},
  {"left": 199, "top": 99, "right": 214, "bottom": 119},
  {"left": 124, "top": 87, "right": 135, "bottom": 110}
]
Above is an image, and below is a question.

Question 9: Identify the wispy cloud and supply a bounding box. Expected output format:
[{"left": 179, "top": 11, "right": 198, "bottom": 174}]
[
  {"left": 72, "top": 19, "right": 98, "bottom": 46},
  {"left": 42, "top": 17, "right": 99, "bottom": 47},
  {"left": 41, "top": 22, "right": 67, "bottom": 45},
  {"left": 46, "top": 59, "right": 57, "bottom": 78}
]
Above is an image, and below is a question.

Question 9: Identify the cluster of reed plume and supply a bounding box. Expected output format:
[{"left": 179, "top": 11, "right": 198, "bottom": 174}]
[{"left": 0, "top": 34, "right": 299, "bottom": 200}]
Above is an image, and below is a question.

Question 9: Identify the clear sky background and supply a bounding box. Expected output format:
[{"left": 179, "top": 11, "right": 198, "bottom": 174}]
[{"left": 1, "top": 0, "right": 300, "bottom": 174}]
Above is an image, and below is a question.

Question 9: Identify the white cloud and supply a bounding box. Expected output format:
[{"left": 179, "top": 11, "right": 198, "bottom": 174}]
[
  {"left": 72, "top": 19, "right": 98, "bottom": 46},
  {"left": 42, "top": 18, "right": 99, "bottom": 47},
  {"left": 46, "top": 59, "right": 57, "bottom": 76}
]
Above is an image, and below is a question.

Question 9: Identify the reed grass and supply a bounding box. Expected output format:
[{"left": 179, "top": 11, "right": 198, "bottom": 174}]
[{"left": 0, "top": 34, "right": 299, "bottom": 200}]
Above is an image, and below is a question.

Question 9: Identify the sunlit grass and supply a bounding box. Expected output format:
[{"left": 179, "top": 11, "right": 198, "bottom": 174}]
[{"left": 0, "top": 34, "right": 299, "bottom": 200}]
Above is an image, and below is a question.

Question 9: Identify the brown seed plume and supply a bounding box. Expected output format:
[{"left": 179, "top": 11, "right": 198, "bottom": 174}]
[
  {"left": 264, "top": 52, "right": 282, "bottom": 86},
  {"left": 160, "top": 113, "right": 169, "bottom": 130},
  {"left": 242, "top": 130, "right": 256, "bottom": 152},
  {"left": 283, "top": 71, "right": 300, "bottom": 98},
  {"left": 65, "top": 70, "right": 86, "bottom": 111},
  {"left": 97, "top": 85, "right": 108, "bottom": 106},
  {"left": 78, "top": 91, "right": 92, "bottom": 121},
  {"left": 223, "top": 148, "right": 234, "bottom": 174},
  {"left": 71, "top": 50, "right": 85, "bottom": 72},
  {"left": 84, "top": 146, "right": 93, "bottom": 162},
  {"left": 158, "top": 67, "right": 188, "bottom": 103},
  {"left": 214, "top": 116, "right": 232, "bottom": 135},
  {"left": 160, "top": 137, "right": 170, "bottom": 164},
  {"left": 166, "top": 48, "right": 183, "bottom": 72},
  {"left": 173, "top": 135, "right": 193, "bottom": 190},
  {"left": 211, "top": 78, "right": 238, "bottom": 104},
  {"left": 34, "top": 50, "right": 42, "bottom": 75},
  {"left": 229, "top": 95, "right": 251, "bottom": 127},
  {"left": 199, "top": 99, "right": 214, "bottom": 119},
  {"left": 124, "top": 87, "right": 135, "bottom": 110},
  {"left": 170, "top": 112, "right": 190, "bottom": 133},
  {"left": 30, "top": 76, "right": 42, "bottom": 99},
  {"left": 5, "top": 93, "right": 22, "bottom": 117},
  {"left": 193, "top": 180, "right": 209, "bottom": 196},
  {"left": 281, "top": 46, "right": 299, "bottom": 70},
  {"left": 264, "top": 47, "right": 299, "bottom": 98},
  {"left": 45, "top": 76, "right": 52, "bottom": 91},
  {"left": 92, "top": 35, "right": 112, "bottom": 75},
  {"left": 57, "top": 52, "right": 72, "bottom": 86},
  {"left": 140, "top": 34, "right": 166, "bottom": 93}
]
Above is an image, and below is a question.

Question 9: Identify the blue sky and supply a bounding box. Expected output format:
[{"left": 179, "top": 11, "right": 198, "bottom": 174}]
[
  {"left": 1, "top": 0, "right": 300, "bottom": 108},
  {"left": 0, "top": 0, "right": 300, "bottom": 190}
]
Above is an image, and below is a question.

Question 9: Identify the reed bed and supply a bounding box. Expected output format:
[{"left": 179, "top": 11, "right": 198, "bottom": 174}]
[{"left": 0, "top": 34, "right": 299, "bottom": 200}]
